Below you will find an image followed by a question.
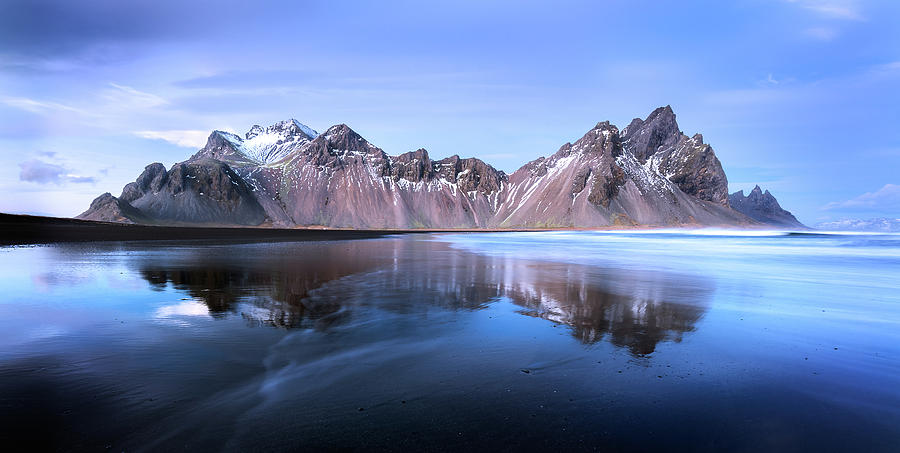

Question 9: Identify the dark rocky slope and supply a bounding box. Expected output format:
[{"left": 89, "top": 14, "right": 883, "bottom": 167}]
[
  {"left": 79, "top": 107, "right": 793, "bottom": 228},
  {"left": 621, "top": 106, "right": 729, "bottom": 205},
  {"left": 78, "top": 193, "right": 147, "bottom": 224},
  {"left": 492, "top": 116, "right": 745, "bottom": 228},
  {"left": 80, "top": 160, "right": 266, "bottom": 226}
]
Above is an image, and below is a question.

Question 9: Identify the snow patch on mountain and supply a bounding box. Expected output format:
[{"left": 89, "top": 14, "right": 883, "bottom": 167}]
[{"left": 220, "top": 119, "right": 319, "bottom": 165}]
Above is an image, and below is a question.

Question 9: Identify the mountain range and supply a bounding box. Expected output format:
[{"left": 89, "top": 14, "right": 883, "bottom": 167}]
[
  {"left": 78, "top": 106, "right": 804, "bottom": 229},
  {"left": 815, "top": 218, "right": 900, "bottom": 232}
]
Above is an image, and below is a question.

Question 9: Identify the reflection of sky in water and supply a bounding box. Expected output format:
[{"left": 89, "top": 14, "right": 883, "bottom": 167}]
[
  {"left": 110, "top": 238, "right": 712, "bottom": 354},
  {"left": 443, "top": 231, "right": 900, "bottom": 320},
  {"left": 0, "top": 233, "right": 899, "bottom": 451}
]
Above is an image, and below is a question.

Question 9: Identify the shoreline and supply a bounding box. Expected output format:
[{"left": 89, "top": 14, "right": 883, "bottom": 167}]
[{"left": 0, "top": 212, "right": 771, "bottom": 246}]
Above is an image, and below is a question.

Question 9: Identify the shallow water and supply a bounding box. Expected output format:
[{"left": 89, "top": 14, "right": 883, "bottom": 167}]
[{"left": 1, "top": 231, "right": 899, "bottom": 451}]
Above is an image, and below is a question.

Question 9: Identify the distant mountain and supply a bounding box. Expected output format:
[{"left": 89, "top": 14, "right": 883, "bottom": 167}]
[
  {"left": 79, "top": 106, "right": 792, "bottom": 229},
  {"left": 815, "top": 218, "right": 900, "bottom": 232},
  {"left": 728, "top": 186, "right": 806, "bottom": 229}
]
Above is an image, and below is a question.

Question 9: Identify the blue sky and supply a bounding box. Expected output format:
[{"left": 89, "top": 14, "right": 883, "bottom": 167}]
[{"left": 1, "top": 0, "right": 898, "bottom": 224}]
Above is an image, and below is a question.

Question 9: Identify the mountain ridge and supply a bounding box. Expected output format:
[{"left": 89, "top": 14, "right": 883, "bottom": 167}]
[
  {"left": 78, "top": 107, "right": 797, "bottom": 229},
  {"left": 728, "top": 185, "right": 805, "bottom": 229}
]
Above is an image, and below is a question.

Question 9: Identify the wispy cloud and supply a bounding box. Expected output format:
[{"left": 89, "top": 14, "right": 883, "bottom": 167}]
[
  {"left": 2, "top": 83, "right": 168, "bottom": 121},
  {"left": 709, "top": 59, "right": 896, "bottom": 110},
  {"left": 133, "top": 130, "right": 209, "bottom": 148},
  {"left": 18, "top": 158, "right": 97, "bottom": 185},
  {"left": 104, "top": 83, "right": 168, "bottom": 109},
  {"left": 823, "top": 183, "right": 900, "bottom": 210},
  {"left": 870, "top": 61, "right": 900, "bottom": 77},
  {"left": 785, "top": 0, "right": 865, "bottom": 21},
  {"left": 1, "top": 82, "right": 184, "bottom": 143},
  {"left": 1, "top": 96, "right": 90, "bottom": 115},
  {"left": 803, "top": 26, "right": 839, "bottom": 41}
]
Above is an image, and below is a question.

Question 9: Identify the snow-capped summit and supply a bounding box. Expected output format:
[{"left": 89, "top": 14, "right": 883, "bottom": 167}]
[
  {"left": 245, "top": 119, "right": 318, "bottom": 140},
  {"left": 216, "top": 119, "right": 319, "bottom": 164}
]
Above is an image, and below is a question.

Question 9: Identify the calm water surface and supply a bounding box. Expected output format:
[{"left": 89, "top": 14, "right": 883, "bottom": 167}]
[{"left": 1, "top": 231, "right": 898, "bottom": 451}]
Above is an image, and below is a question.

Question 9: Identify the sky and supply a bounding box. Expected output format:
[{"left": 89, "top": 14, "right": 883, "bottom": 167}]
[{"left": 1, "top": 0, "right": 899, "bottom": 225}]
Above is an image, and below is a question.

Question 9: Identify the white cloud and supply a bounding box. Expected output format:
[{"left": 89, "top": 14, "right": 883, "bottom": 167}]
[
  {"left": 785, "top": 0, "right": 865, "bottom": 21},
  {"left": 2, "top": 84, "right": 206, "bottom": 142},
  {"left": 18, "top": 158, "right": 97, "bottom": 185},
  {"left": 823, "top": 184, "right": 900, "bottom": 210},
  {"left": 133, "top": 130, "right": 210, "bottom": 148},
  {"left": 156, "top": 301, "right": 209, "bottom": 318}
]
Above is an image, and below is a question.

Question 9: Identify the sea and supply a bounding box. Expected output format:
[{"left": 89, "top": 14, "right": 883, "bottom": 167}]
[{"left": 1, "top": 230, "right": 898, "bottom": 451}]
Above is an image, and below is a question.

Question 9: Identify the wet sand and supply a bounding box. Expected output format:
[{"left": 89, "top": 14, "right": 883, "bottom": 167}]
[
  {"left": 0, "top": 232, "right": 898, "bottom": 451},
  {"left": 0, "top": 213, "right": 697, "bottom": 246}
]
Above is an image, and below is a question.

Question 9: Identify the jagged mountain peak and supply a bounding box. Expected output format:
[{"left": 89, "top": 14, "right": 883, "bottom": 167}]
[
  {"left": 729, "top": 186, "right": 805, "bottom": 229},
  {"left": 246, "top": 119, "right": 318, "bottom": 141},
  {"left": 625, "top": 105, "right": 677, "bottom": 131},
  {"left": 621, "top": 105, "right": 682, "bottom": 163},
  {"left": 621, "top": 106, "right": 728, "bottom": 205},
  {"left": 432, "top": 154, "right": 506, "bottom": 195},
  {"left": 592, "top": 120, "right": 618, "bottom": 131},
  {"left": 396, "top": 148, "right": 430, "bottom": 162},
  {"left": 121, "top": 162, "right": 168, "bottom": 203},
  {"left": 211, "top": 129, "right": 240, "bottom": 142},
  {"left": 310, "top": 124, "right": 384, "bottom": 158},
  {"left": 198, "top": 118, "right": 319, "bottom": 165},
  {"left": 320, "top": 123, "right": 361, "bottom": 140},
  {"left": 746, "top": 185, "right": 770, "bottom": 200},
  {"left": 318, "top": 124, "right": 371, "bottom": 146},
  {"left": 648, "top": 104, "right": 676, "bottom": 121},
  {"left": 562, "top": 121, "right": 622, "bottom": 159}
]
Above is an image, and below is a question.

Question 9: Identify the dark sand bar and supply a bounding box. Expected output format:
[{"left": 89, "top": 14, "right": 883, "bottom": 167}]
[{"left": 0, "top": 213, "right": 554, "bottom": 245}]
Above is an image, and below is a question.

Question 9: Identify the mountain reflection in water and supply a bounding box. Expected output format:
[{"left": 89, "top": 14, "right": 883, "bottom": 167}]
[
  {"left": 133, "top": 237, "right": 710, "bottom": 355},
  {"left": 5, "top": 232, "right": 900, "bottom": 452}
]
